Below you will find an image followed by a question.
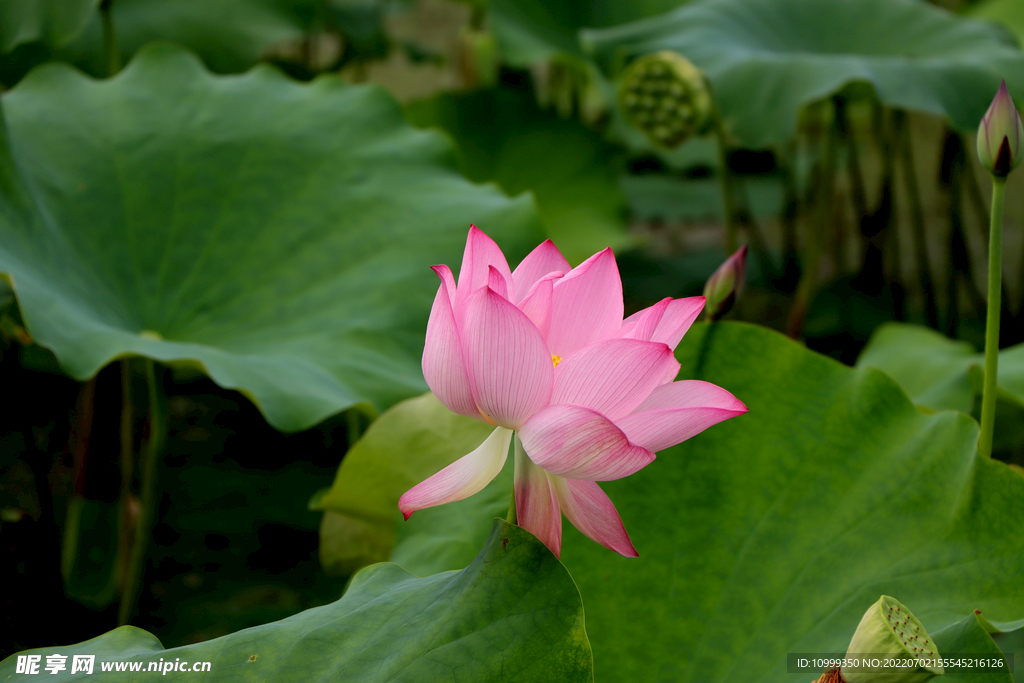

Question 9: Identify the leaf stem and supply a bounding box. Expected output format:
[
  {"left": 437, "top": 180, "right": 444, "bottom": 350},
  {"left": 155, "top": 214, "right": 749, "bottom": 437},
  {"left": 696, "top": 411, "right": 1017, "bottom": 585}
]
[
  {"left": 710, "top": 101, "right": 739, "bottom": 254},
  {"left": 978, "top": 176, "right": 1005, "bottom": 459},
  {"left": 118, "top": 359, "right": 165, "bottom": 625},
  {"left": 786, "top": 99, "right": 840, "bottom": 338},
  {"left": 897, "top": 111, "right": 938, "bottom": 328},
  {"left": 100, "top": 0, "right": 120, "bottom": 77},
  {"left": 117, "top": 359, "right": 134, "bottom": 592}
]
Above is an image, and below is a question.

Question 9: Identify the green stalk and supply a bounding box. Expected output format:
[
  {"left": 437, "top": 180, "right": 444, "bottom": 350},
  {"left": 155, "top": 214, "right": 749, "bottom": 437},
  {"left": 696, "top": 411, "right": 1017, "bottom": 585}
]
[
  {"left": 786, "top": 101, "right": 840, "bottom": 338},
  {"left": 978, "top": 177, "right": 1005, "bottom": 459},
  {"left": 118, "top": 359, "right": 165, "bottom": 625},
  {"left": 897, "top": 111, "right": 938, "bottom": 328},
  {"left": 117, "top": 359, "right": 134, "bottom": 591},
  {"left": 710, "top": 103, "right": 740, "bottom": 254},
  {"left": 100, "top": 0, "right": 120, "bottom": 77},
  {"left": 507, "top": 435, "right": 522, "bottom": 525}
]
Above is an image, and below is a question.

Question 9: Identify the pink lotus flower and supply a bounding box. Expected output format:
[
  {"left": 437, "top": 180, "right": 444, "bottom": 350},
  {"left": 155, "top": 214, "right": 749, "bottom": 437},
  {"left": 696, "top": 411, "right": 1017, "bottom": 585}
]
[{"left": 400, "top": 226, "right": 747, "bottom": 557}]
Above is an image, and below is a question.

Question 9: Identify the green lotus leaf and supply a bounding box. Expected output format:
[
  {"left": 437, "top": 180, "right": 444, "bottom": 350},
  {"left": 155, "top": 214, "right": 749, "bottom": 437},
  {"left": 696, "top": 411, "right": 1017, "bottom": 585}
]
[
  {"left": 0, "top": 520, "right": 594, "bottom": 683},
  {"left": 312, "top": 391, "right": 496, "bottom": 574},
  {"left": 406, "top": 87, "right": 632, "bottom": 265},
  {"left": 489, "top": 0, "right": 688, "bottom": 66},
  {"left": 581, "top": 0, "right": 1024, "bottom": 148},
  {"left": 930, "top": 612, "right": 1014, "bottom": 683},
  {"left": 857, "top": 323, "right": 1024, "bottom": 413},
  {"left": 321, "top": 322, "right": 1024, "bottom": 682},
  {"left": 4, "top": 0, "right": 319, "bottom": 77},
  {"left": 0, "top": 43, "right": 543, "bottom": 432},
  {"left": 971, "top": 0, "right": 1024, "bottom": 48},
  {"left": 0, "top": 0, "right": 99, "bottom": 53}
]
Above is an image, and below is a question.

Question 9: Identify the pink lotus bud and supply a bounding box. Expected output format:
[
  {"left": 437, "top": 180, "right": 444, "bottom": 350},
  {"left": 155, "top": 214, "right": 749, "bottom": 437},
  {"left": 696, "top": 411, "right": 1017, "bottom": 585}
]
[
  {"left": 977, "top": 80, "right": 1024, "bottom": 177},
  {"left": 703, "top": 244, "right": 747, "bottom": 321}
]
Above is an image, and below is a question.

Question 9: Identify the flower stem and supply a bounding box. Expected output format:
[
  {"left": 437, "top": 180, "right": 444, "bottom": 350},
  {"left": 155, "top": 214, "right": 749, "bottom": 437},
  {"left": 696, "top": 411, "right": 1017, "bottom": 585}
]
[
  {"left": 118, "top": 359, "right": 165, "bottom": 625},
  {"left": 507, "top": 435, "right": 522, "bottom": 525},
  {"left": 978, "top": 176, "right": 1005, "bottom": 459}
]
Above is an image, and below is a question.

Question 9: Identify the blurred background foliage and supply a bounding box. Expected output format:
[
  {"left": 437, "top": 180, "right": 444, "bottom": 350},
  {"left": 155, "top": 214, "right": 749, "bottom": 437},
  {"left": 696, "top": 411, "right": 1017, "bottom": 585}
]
[{"left": 2, "top": 0, "right": 1024, "bottom": 673}]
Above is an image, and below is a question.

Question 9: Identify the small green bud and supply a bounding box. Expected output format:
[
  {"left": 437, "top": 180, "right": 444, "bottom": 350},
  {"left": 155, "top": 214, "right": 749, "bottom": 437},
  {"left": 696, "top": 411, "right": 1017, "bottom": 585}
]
[
  {"left": 842, "top": 596, "right": 943, "bottom": 683},
  {"left": 703, "top": 244, "right": 747, "bottom": 321},
  {"left": 618, "top": 50, "right": 712, "bottom": 149},
  {"left": 977, "top": 80, "right": 1024, "bottom": 178}
]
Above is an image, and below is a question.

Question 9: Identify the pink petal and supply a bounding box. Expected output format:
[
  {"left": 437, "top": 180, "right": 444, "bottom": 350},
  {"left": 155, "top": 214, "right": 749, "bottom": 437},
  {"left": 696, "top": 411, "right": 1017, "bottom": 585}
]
[
  {"left": 651, "top": 297, "right": 705, "bottom": 349},
  {"left": 399, "top": 426, "right": 513, "bottom": 519},
  {"left": 620, "top": 297, "right": 671, "bottom": 341},
  {"left": 633, "top": 379, "right": 746, "bottom": 411},
  {"left": 431, "top": 264, "right": 457, "bottom": 303},
  {"left": 660, "top": 356, "right": 682, "bottom": 386},
  {"left": 552, "top": 338, "right": 678, "bottom": 421},
  {"left": 553, "top": 478, "right": 637, "bottom": 557},
  {"left": 511, "top": 239, "right": 571, "bottom": 304},
  {"left": 518, "top": 271, "right": 562, "bottom": 339},
  {"left": 455, "top": 225, "right": 513, "bottom": 313},
  {"left": 623, "top": 296, "right": 705, "bottom": 349},
  {"left": 547, "top": 248, "right": 624, "bottom": 358},
  {"left": 460, "top": 286, "right": 553, "bottom": 429},
  {"left": 487, "top": 265, "right": 509, "bottom": 301},
  {"left": 422, "top": 272, "right": 477, "bottom": 419},
  {"left": 514, "top": 437, "right": 563, "bottom": 558},
  {"left": 616, "top": 380, "right": 747, "bottom": 452},
  {"left": 519, "top": 404, "right": 655, "bottom": 481}
]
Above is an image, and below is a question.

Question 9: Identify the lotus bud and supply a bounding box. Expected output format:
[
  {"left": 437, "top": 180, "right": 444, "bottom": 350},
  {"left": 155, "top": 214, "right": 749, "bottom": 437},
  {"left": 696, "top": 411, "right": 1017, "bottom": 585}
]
[
  {"left": 618, "top": 50, "right": 712, "bottom": 149},
  {"left": 538, "top": 57, "right": 607, "bottom": 123},
  {"left": 977, "top": 80, "right": 1024, "bottom": 178},
  {"left": 703, "top": 244, "right": 747, "bottom": 321},
  {"left": 457, "top": 27, "right": 498, "bottom": 89},
  {"left": 841, "top": 596, "right": 943, "bottom": 683}
]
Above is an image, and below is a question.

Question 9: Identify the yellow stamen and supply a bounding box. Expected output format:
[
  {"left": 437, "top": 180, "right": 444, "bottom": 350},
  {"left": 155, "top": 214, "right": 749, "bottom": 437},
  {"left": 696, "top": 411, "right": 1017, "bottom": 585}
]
[{"left": 552, "top": 355, "right": 562, "bottom": 368}]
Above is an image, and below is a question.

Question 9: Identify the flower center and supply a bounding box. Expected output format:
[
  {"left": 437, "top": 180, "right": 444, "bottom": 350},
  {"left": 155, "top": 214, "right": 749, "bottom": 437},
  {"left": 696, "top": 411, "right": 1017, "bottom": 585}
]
[{"left": 551, "top": 355, "right": 562, "bottom": 368}]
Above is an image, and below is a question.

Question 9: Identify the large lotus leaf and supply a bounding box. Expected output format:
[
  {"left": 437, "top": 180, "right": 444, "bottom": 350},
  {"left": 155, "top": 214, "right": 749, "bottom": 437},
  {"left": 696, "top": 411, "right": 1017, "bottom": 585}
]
[
  {"left": 857, "top": 323, "right": 1024, "bottom": 413},
  {"left": 926, "top": 613, "right": 1013, "bottom": 683},
  {"left": 320, "top": 322, "right": 1024, "bottom": 682},
  {"left": 0, "top": 44, "right": 542, "bottom": 432},
  {"left": 489, "top": 0, "right": 689, "bottom": 66},
  {"left": 0, "top": 520, "right": 594, "bottom": 683},
  {"left": 312, "top": 391, "right": 495, "bottom": 575},
  {"left": 581, "top": 0, "right": 1024, "bottom": 148},
  {"left": 0, "top": 0, "right": 99, "bottom": 53},
  {"left": 8, "top": 0, "right": 317, "bottom": 76},
  {"left": 405, "top": 87, "right": 632, "bottom": 265},
  {"left": 972, "top": 0, "right": 1024, "bottom": 47}
]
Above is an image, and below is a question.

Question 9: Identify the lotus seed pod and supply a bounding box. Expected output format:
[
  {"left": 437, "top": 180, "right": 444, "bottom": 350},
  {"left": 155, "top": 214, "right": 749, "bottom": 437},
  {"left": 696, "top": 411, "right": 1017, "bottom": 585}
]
[
  {"left": 618, "top": 50, "right": 712, "bottom": 149},
  {"left": 843, "top": 596, "right": 943, "bottom": 683},
  {"left": 814, "top": 668, "right": 844, "bottom": 683}
]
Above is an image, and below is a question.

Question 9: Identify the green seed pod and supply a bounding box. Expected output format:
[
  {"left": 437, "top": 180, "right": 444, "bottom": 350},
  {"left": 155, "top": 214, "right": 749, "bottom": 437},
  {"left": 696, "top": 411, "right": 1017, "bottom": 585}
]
[
  {"left": 842, "top": 596, "right": 943, "bottom": 683},
  {"left": 617, "top": 50, "right": 713, "bottom": 149}
]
